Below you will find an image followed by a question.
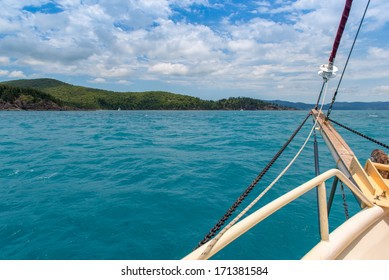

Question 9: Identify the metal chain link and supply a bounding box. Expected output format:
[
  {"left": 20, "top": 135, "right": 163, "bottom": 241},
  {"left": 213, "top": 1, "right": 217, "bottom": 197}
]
[
  {"left": 328, "top": 117, "right": 389, "bottom": 150},
  {"left": 340, "top": 182, "right": 349, "bottom": 220},
  {"left": 194, "top": 112, "right": 312, "bottom": 249}
]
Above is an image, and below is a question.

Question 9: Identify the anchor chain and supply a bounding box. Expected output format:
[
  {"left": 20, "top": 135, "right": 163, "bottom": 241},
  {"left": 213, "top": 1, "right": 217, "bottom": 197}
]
[
  {"left": 195, "top": 112, "right": 312, "bottom": 249},
  {"left": 328, "top": 118, "right": 389, "bottom": 150},
  {"left": 340, "top": 182, "right": 349, "bottom": 220}
]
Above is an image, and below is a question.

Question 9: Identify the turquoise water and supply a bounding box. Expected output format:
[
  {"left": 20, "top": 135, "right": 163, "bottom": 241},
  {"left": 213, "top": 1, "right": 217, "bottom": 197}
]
[{"left": 0, "top": 110, "right": 388, "bottom": 260}]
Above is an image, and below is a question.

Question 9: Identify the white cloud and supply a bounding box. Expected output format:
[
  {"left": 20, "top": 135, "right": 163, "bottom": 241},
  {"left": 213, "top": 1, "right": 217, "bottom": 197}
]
[
  {"left": 90, "top": 77, "right": 106, "bottom": 83},
  {"left": 0, "top": 69, "right": 9, "bottom": 76},
  {"left": 170, "top": 0, "right": 210, "bottom": 8},
  {"left": 0, "top": 57, "right": 10, "bottom": 65},
  {"left": 0, "top": 17, "right": 21, "bottom": 33},
  {"left": 98, "top": 0, "right": 172, "bottom": 29},
  {"left": 228, "top": 39, "right": 256, "bottom": 53},
  {"left": 373, "top": 85, "right": 389, "bottom": 98},
  {"left": 149, "top": 63, "right": 189, "bottom": 75},
  {"left": 363, "top": 0, "right": 389, "bottom": 30},
  {"left": 255, "top": 1, "right": 270, "bottom": 7},
  {"left": 8, "top": 70, "right": 25, "bottom": 78},
  {"left": 117, "top": 79, "right": 132, "bottom": 85},
  {"left": 367, "top": 47, "right": 389, "bottom": 60}
]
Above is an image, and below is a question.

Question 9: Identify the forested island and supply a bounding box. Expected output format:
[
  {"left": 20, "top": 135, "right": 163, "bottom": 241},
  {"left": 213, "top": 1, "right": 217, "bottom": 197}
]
[
  {"left": 0, "top": 78, "right": 290, "bottom": 111},
  {"left": 0, "top": 84, "right": 69, "bottom": 110}
]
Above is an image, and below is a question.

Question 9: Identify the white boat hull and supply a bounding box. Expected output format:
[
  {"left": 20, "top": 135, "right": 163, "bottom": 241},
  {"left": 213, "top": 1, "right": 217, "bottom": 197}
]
[{"left": 303, "top": 206, "right": 389, "bottom": 259}]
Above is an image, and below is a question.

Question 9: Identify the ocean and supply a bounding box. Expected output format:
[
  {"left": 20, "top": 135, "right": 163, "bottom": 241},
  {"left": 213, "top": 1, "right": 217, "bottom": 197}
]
[{"left": 0, "top": 110, "right": 388, "bottom": 260}]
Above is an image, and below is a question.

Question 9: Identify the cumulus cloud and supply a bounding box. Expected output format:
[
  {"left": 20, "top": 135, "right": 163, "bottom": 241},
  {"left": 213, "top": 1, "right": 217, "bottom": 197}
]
[
  {"left": 8, "top": 70, "right": 26, "bottom": 78},
  {"left": 149, "top": 63, "right": 189, "bottom": 75},
  {"left": 90, "top": 77, "right": 106, "bottom": 83},
  {"left": 0, "top": 57, "right": 10, "bottom": 65},
  {"left": 368, "top": 47, "right": 389, "bottom": 59},
  {"left": 0, "top": 70, "right": 9, "bottom": 76}
]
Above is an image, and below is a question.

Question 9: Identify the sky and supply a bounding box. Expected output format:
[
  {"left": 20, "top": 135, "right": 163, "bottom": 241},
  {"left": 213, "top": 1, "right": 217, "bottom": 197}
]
[{"left": 0, "top": 0, "right": 388, "bottom": 102}]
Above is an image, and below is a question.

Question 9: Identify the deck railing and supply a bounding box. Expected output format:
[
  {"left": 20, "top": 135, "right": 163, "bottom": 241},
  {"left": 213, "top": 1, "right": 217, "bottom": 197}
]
[{"left": 183, "top": 168, "right": 373, "bottom": 260}]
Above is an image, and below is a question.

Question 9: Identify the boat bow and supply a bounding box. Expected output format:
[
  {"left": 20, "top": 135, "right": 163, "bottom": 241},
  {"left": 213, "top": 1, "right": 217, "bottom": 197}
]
[{"left": 312, "top": 109, "right": 389, "bottom": 208}]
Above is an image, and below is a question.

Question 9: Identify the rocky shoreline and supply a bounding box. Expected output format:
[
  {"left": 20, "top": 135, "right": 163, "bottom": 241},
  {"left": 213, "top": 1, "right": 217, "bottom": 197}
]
[{"left": 0, "top": 99, "right": 73, "bottom": 111}]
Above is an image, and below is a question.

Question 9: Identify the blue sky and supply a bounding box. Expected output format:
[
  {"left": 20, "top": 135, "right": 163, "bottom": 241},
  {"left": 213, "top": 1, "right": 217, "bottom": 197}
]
[{"left": 0, "top": 0, "right": 388, "bottom": 102}]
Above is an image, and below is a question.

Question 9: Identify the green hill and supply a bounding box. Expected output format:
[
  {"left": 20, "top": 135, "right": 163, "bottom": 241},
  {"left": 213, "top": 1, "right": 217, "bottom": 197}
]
[
  {"left": 1, "top": 78, "right": 291, "bottom": 110},
  {"left": 2, "top": 78, "right": 69, "bottom": 89},
  {"left": 0, "top": 83, "right": 73, "bottom": 110}
]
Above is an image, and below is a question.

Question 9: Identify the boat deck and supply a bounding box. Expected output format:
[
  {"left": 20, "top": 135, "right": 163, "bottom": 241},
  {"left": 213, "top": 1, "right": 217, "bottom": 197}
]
[
  {"left": 363, "top": 161, "right": 389, "bottom": 207},
  {"left": 312, "top": 109, "right": 389, "bottom": 208},
  {"left": 303, "top": 206, "right": 389, "bottom": 259}
]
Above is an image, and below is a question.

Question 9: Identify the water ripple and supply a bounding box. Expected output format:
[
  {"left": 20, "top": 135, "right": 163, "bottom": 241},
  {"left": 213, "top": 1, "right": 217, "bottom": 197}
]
[{"left": 0, "top": 110, "right": 386, "bottom": 260}]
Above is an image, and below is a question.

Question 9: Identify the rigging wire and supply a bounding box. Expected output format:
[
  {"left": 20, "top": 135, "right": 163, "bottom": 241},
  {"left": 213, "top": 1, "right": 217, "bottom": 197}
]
[
  {"left": 327, "top": 0, "right": 371, "bottom": 118},
  {"left": 198, "top": 82, "right": 331, "bottom": 259},
  {"left": 194, "top": 0, "right": 372, "bottom": 259},
  {"left": 195, "top": 0, "right": 354, "bottom": 255},
  {"left": 314, "top": 80, "right": 327, "bottom": 110},
  {"left": 194, "top": 111, "right": 311, "bottom": 249}
]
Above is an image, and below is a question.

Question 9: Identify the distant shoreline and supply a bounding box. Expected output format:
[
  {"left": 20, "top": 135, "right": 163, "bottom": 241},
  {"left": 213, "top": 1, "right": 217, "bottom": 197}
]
[
  {"left": 0, "top": 108, "right": 294, "bottom": 111},
  {"left": 2, "top": 107, "right": 388, "bottom": 112},
  {"left": 268, "top": 100, "right": 389, "bottom": 110},
  {"left": 1, "top": 78, "right": 388, "bottom": 111},
  {"left": 0, "top": 78, "right": 293, "bottom": 111}
]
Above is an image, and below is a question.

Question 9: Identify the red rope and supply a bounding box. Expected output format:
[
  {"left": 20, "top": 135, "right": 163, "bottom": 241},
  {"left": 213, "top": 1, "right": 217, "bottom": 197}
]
[{"left": 329, "top": 0, "right": 353, "bottom": 64}]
